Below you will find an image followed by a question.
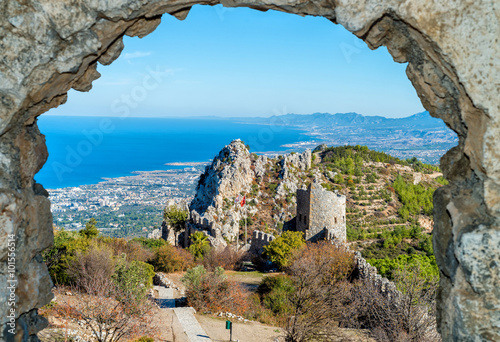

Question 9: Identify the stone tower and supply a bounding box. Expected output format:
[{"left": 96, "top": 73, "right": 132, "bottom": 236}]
[{"left": 296, "top": 183, "right": 346, "bottom": 242}]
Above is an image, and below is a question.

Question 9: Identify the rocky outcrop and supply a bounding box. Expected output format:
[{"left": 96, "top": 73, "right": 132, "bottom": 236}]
[
  {"left": 188, "top": 140, "right": 253, "bottom": 244},
  {"left": 191, "top": 139, "right": 253, "bottom": 213},
  {"left": 253, "top": 155, "right": 268, "bottom": 181},
  {"left": 187, "top": 143, "right": 314, "bottom": 247},
  {"left": 0, "top": 0, "right": 497, "bottom": 340},
  {"left": 161, "top": 199, "right": 188, "bottom": 246},
  {"left": 276, "top": 150, "right": 311, "bottom": 198},
  {"left": 147, "top": 228, "right": 161, "bottom": 240}
]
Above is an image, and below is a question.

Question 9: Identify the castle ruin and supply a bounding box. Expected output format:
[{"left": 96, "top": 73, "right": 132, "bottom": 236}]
[{"left": 296, "top": 183, "right": 346, "bottom": 242}]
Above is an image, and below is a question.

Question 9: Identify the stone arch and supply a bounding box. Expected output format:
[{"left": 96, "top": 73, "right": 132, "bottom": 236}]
[{"left": 0, "top": 1, "right": 497, "bottom": 341}]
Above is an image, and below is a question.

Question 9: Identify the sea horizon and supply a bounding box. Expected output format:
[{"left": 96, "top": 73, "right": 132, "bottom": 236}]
[{"left": 36, "top": 115, "right": 315, "bottom": 189}]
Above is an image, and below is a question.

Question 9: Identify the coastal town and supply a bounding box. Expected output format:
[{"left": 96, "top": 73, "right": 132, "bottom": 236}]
[{"left": 48, "top": 164, "right": 206, "bottom": 236}]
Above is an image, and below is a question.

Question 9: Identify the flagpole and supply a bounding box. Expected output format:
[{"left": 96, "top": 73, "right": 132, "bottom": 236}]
[
  {"left": 245, "top": 203, "right": 247, "bottom": 247},
  {"left": 235, "top": 196, "right": 239, "bottom": 251}
]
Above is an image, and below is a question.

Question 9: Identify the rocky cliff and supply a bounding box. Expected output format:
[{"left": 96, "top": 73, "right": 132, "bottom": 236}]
[
  {"left": 188, "top": 140, "right": 253, "bottom": 245},
  {"left": 187, "top": 139, "right": 312, "bottom": 247}
]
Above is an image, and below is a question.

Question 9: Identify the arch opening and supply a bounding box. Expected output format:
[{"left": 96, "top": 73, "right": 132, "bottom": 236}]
[{"left": 0, "top": 1, "right": 497, "bottom": 341}]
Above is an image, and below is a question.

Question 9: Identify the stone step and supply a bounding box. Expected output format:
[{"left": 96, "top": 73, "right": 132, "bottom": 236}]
[{"left": 173, "top": 307, "right": 212, "bottom": 342}]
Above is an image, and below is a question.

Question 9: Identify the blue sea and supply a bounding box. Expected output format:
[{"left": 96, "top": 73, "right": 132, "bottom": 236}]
[{"left": 36, "top": 116, "right": 311, "bottom": 189}]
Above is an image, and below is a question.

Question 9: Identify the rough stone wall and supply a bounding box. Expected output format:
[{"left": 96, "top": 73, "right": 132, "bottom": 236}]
[
  {"left": 296, "top": 188, "right": 311, "bottom": 235},
  {"left": 0, "top": 0, "right": 497, "bottom": 340},
  {"left": 353, "top": 252, "right": 400, "bottom": 299},
  {"left": 309, "top": 183, "right": 346, "bottom": 242},
  {"left": 296, "top": 183, "right": 346, "bottom": 242},
  {"left": 249, "top": 230, "right": 275, "bottom": 255}
]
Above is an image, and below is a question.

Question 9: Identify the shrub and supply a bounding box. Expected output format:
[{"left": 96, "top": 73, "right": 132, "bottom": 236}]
[
  {"left": 263, "top": 231, "right": 305, "bottom": 269},
  {"left": 79, "top": 218, "right": 99, "bottom": 239},
  {"left": 367, "top": 254, "right": 439, "bottom": 281},
  {"left": 182, "top": 266, "right": 249, "bottom": 315},
  {"left": 239, "top": 216, "right": 254, "bottom": 227},
  {"left": 203, "top": 246, "right": 245, "bottom": 271},
  {"left": 257, "top": 275, "right": 294, "bottom": 315},
  {"left": 150, "top": 244, "right": 194, "bottom": 273},
  {"left": 43, "top": 229, "right": 90, "bottom": 285},
  {"left": 113, "top": 258, "right": 155, "bottom": 303},
  {"left": 62, "top": 244, "right": 159, "bottom": 341},
  {"left": 343, "top": 264, "right": 439, "bottom": 341},
  {"left": 283, "top": 242, "right": 355, "bottom": 342},
  {"left": 182, "top": 265, "right": 208, "bottom": 288},
  {"left": 69, "top": 244, "right": 116, "bottom": 294},
  {"left": 130, "top": 237, "right": 169, "bottom": 250},
  {"left": 130, "top": 338, "right": 154, "bottom": 342},
  {"left": 103, "top": 238, "right": 154, "bottom": 263}
]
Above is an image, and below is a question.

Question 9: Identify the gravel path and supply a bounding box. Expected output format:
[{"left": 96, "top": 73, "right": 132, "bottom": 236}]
[{"left": 154, "top": 285, "right": 212, "bottom": 342}]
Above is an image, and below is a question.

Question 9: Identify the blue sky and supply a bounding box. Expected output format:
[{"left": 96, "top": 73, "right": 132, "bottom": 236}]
[{"left": 48, "top": 5, "right": 424, "bottom": 118}]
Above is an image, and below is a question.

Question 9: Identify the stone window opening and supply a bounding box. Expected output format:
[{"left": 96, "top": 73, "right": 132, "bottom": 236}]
[{"left": 0, "top": 3, "right": 493, "bottom": 341}]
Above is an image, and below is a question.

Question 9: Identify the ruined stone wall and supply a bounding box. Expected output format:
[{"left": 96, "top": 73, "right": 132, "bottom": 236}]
[
  {"left": 296, "top": 183, "right": 346, "bottom": 242},
  {"left": 0, "top": 0, "right": 498, "bottom": 340},
  {"left": 296, "top": 188, "right": 311, "bottom": 235},
  {"left": 249, "top": 230, "right": 275, "bottom": 255},
  {"left": 308, "top": 183, "right": 346, "bottom": 242},
  {"left": 353, "top": 252, "right": 400, "bottom": 298}
]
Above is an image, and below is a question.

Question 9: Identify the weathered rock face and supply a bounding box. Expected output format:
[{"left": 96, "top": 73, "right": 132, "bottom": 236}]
[
  {"left": 0, "top": 0, "right": 497, "bottom": 340},
  {"left": 161, "top": 199, "right": 188, "bottom": 246},
  {"left": 189, "top": 140, "right": 254, "bottom": 243},
  {"left": 276, "top": 150, "right": 311, "bottom": 198},
  {"left": 191, "top": 140, "right": 253, "bottom": 213},
  {"left": 187, "top": 142, "right": 313, "bottom": 246}
]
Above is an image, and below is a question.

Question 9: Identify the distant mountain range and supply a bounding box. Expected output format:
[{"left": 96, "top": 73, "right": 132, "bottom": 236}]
[
  {"left": 238, "top": 111, "right": 457, "bottom": 164},
  {"left": 241, "top": 111, "right": 448, "bottom": 129}
]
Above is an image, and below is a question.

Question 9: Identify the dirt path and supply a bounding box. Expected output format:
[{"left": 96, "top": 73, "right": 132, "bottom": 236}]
[{"left": 196, "top": 314, "right": 282, "bottom": 342}]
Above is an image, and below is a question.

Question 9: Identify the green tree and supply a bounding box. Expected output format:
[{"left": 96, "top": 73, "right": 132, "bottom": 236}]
[
  {"left": 131, "top": 237, "right": 168, "bottom": 250},
  {"left": 257, "top": 275, "right": 295, "bottom": 315},
  {"left": 163, "top": 205, "right": 188, "bottom": 246},
  {"left": 264, "top": 231, "right": 305, "bottom": 269},
  {"left": 113, "top": 257, "right": 155, "bottom": 304},
  {"left": 188, "top": 231, "right": 211, "bottom": 260},
  {"left": 79, "top": 218, "right": 99, "bottom": 239},
  {"left": 367, "top": 254, "right": 439, "bottom": 281},
  {"left": 43, "top": 228, "right": 90, "bottom": 285}
]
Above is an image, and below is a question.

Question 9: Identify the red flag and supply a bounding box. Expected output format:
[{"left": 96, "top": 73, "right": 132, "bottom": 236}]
[{"left": 240, "top": 195, "right": 246, "bottom": 207}]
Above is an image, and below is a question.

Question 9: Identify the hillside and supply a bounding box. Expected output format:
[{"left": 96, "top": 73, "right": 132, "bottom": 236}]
[{"left": 188, "top": 140, "right": 444, "bottom": 273}]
